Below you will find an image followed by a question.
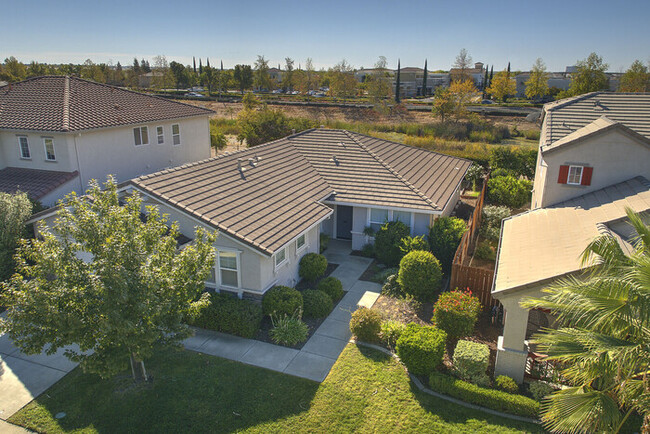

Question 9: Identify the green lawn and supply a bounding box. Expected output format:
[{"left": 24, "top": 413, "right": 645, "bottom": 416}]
[{"left": 9, "top": 344, "right": 542, "bottom": 433}]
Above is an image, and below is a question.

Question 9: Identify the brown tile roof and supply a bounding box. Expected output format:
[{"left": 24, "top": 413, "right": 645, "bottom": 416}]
[
  {"left": 127, "top": 129, "right": 471, "bottom": 255},
  {"left": 0, "top": 167, "right": 79, "bottom": 200},
  {"left": 0, "top": 76, "right": 213, "bottom": 132}
]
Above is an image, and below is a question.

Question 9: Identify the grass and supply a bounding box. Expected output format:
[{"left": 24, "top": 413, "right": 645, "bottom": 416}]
[{"left": 9, "top": 345, "right": 542, "bottom": 433}]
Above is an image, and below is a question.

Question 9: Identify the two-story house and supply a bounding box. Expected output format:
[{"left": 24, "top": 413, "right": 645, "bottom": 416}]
[
  {"left": 0, "top": 76, "right": 213, "bottom": 206},
  {"left": 491, "top": 92, "right": 650, "bottom": 382}
]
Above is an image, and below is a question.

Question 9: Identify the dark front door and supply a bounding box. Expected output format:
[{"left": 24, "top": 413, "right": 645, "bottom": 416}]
[{"left": 336, "top": 205, "right": 353, "bottom": 239}]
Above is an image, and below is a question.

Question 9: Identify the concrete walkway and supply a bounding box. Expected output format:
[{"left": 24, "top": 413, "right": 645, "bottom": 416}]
[{"left": 184, "top": 240, "right": 381, "bottom": 382}]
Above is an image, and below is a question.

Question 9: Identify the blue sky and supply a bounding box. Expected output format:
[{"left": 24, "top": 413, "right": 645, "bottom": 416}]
[{"left": 2, "top": 0, "right": 649, "bottom": 72}]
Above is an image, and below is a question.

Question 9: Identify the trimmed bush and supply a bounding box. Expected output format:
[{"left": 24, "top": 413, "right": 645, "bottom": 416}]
[
  {"left": 262, "top": 285, "right": 303, "bottom": 317},
  {"left": 317, "top": 277, "right": 343, "bottom": 301},
  {"left": 380, "top": 320, "right": 406, "bottom": 349},
  {"left": 453, "top": 340, "right": 490, "bottom": 386},
  {"left": 299, "top": 253, "right": 327, "bottom": 282},
  {"left": 397, "top": 250, "right": 442, "bottom": 301},
  {"left": 480, "top": 205, "right": 511, "bottom": 242},
  {"left": 474, "top": 240, "right": 496, "bottom": 261},
  {"left": 320, "top": 233, "right": 330, "bottom": 253},
  {"left": 360, "top": 243, "right": 375, "bottom": 258},
  {"left": 432, "top": 290, "right": 481, "bottom": 339},
  {"left": 187, "top": 292, "right": 263, "bottom": 339},
  {"left": 429, "top": 372, "right": 540, "bottom": 418},
  {"left": 350, "top": 307, "right": 382, "bottom": 343},
  {"left": 487, "top": 175, "right": 532, "bottom": 208},
  {"left": 270, "top": 314, "right": 309, "bottom": 346},
  {"left": 398, "top": 235, "right": 429, "bottom": 255},
  {"left": 428, "top": 217, "right": 467, "bottom": 273},
  {"left": 529, "top": 381, "right": 554, "bottom": 402},
  {"left": 495, "top": 375, "right": 519, "bottom": 394},
  {"left": 374, "top": 221, "right": 411, "bottom": 266},
  {"left": 395, "top": 323, "right": 447, "bottom": 375},
  {"left": 302, "top": 290, "right": 333, "bottom": 318},
  {"left": 381, "top": 274, "right": 403, "bottom": 298}
]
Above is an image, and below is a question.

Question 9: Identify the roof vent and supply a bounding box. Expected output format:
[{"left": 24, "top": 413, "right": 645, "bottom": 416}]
[
  {"left": 237, "top": 159, "right": 246, "bottom": 173},
  {"left": 593, "top": 100, "right": 606, "bottom": 110},
  {"left": 331, "top": 155, "right": 340, "bottom": 166},
  {"left": 114, "top": 104, "right": 120, "bottom": 110},
  {"left": 339, "top": 141, "right": 346, "bottom": 148},
  {"left": 248, "top": 155, "right": 261, "bottom": 167}
]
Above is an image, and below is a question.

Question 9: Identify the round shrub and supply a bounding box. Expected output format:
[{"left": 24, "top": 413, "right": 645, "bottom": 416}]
[
  {"left": 432, "top": 289, "right": 481, "bottom": 339},
  {"left": 495, "top": 375, "right": 519, "bottom": 394},
  {"left": 349, "top": 307, "right": 382, "bottom": 343},
  {"left": 397, "top": 250, "right": 443, "bottom": 301},
  {"left": 317, "top": 277, "right": 343, "bottom": 301},
  {"left": 380, "top": 320, "right": 406, "bottom": 349},
  {"left": 453, "top": 340, "right": 490, "bottom": 386},
  {"left": 270, "top": 315, "right": 309, "bottom": 346},
  {"left": 262, "top": 285, "right": 303, "bottom": 317},
  {"left": 395, "top": 323, "right": 447, "bottom": 375},
  {"left": 374, "top": 220, "right": 410, "bottom": 266},
  {"left": 302, "top": 290, "right": 333, "bottom": 318},
  {"left": 528, "top": 381, "right": 554, "bottom": 402},
  {"left": 299, "top": 253, "right": 327, "bottom": 282}
]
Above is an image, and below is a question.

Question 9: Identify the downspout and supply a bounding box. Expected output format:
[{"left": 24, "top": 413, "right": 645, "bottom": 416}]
[{"left": 73, "top": 133, "right": 85, "bottom": 191}]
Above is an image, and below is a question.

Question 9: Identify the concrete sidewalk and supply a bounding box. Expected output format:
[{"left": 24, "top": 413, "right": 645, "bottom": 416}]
[{"left": 184, "top": 240, "right": 381, "bottom": 382}]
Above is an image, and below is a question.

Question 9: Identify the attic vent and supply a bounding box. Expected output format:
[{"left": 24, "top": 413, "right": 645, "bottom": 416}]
[
  {"left": 339, "top": 141, "right": 346, "bottom": 148},
  {"left": 237, "top": 159, "right": 246, "bottom": 173},
  {"left": 331, "top": 155, "right": 340, "bottom": 166},
  {"left": 561, "top": 121, "right": 574, "bottom": 130},
  {"left": 593, "top": 100, "right": 606, "bottom": 110},
  {"left": 248, "top": 155, "right": 261, "bottom": 167}
]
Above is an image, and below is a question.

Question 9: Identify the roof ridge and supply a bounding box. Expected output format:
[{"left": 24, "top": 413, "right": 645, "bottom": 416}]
[
  {"left": 343, "top": 130, "right": 440, "bottom": 210},
  {"left": 62, "top": 76, "right": 70, "bottom": 132}
]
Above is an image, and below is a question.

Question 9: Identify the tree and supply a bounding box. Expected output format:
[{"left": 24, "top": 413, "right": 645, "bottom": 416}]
[
  {"left": 81, "top": 59, "right": 105, "bottom": 83},
  {"left": 618, "top": 60, "right": 650, "bottom": 92},
  {"left": 151, "top": 55, "right": 174, "bottom": 89},
  {"left": 1, "top": 56, "right": 27, "bottom": 82},
  {"left": 395, "top": 59, "right": 401, "bottom": 103},
  {"left": 422, "top": 59, "right": 428, "bottom": 96},
  {"left": 449, "top": 79, "right": 479, "bottom": 115},
  {"left": 0, "top": 178, "right": 216, "bottom": 382},
  {"left": 431, "top": 87, "right": 455, "bottom": 122},
  {"left": 0, "top": 192, "right": 32, "bottom": 282},
  {"left": 132, "top": 57, "right": 141, "bottom": 74},
  {"left": 193, "top": 56, "right": 197, "bottom": 74},
  {"left": 201, "top": 66, "right": 214, "bottom": 95},
  {"left": 428, "top": 217, "right": 467, "bottom": 273},
  {"left": 329, "top": 59, "right": 357, "bottom": 98},
  {"left": 522, "top": 208, "right": 650, "bottom": 434},
  {"left": 525, "top": 58, "right": 549, "bottom": 100},
  {"left": 237, "top": 107, "right": 293, "bottom": 146},
  {"left": 26, "top": 61, "right": 49, "bottom": 78},
  {"left": 366, "top": 56, "right": 393, "bottom": 103},
  {"left": 452, "top": 48, "right": 472, "bottom": 82},
  {"left": 140, "top": 59, "right": 151, "bottom": 73},
  {"left": 254, "top": 55, "right": 271, "bottom": 91},
  {"left": 282, "top": 57, "right": 295, "bottom": 91},
  {"left": 233, "top": 64, "right": 253, "bottom": 94},
  {"left": 483, "top": 66, "right": 489, "bottom": 92},
  {"left": 297, "top": 58, "right": 319, "bottom": 95},
  {"left": 169, "top": 61, "right": 190, "bottom": 88},
  {"left": 567, "top": 52, "right": 609, "bottom": 96},
  {"left": 486, "top": 70, "right": 516, "bottom": 102}
]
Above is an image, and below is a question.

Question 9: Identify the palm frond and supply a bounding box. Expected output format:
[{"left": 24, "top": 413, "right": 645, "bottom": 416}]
[{"left": 541, "top": 387, "right": 622, "bottom": 434}]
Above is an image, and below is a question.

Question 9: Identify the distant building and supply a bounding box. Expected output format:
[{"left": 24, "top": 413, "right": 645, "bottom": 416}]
[
  {"left": 138, "top": 71, "right": 164, "bottom": 88},
  {"left": 449, "top": 62, "right": 486, "bottom": 88}
]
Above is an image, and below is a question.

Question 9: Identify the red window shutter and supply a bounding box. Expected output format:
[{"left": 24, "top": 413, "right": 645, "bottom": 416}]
[
  {"left": 581, "top": 167, "right": 593, "bottom": 186},
  {"left": 558, "top": 165, "right": 569, "bottom": 184}
]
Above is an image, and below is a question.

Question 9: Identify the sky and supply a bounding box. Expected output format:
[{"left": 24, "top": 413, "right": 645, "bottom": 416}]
[{"left": 2, "top": 0, "right": 649, "bottom": 72}]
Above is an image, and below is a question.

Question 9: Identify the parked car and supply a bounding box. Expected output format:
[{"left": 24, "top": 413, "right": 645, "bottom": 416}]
[
  {"left": 481, "top": 99, "right": 494, "bottom": 104},
  {"left": 184, "top": 92, "right": 205, "bottom": 98}
]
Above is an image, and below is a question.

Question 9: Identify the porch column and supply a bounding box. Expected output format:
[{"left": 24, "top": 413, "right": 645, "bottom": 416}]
[{"left": 494, "top": 297, "right": 530, "bottom": 383}]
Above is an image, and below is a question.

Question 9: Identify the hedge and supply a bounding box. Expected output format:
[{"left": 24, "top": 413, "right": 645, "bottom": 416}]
[
  {"left": 395, "top": 323, "right": 446, "bottom": 375},
  {"left": 429, "top": 372, "right": 540, "bottom": 418},
  {"left": 187, "top": 292, "right": 263, "bottom": 339}
]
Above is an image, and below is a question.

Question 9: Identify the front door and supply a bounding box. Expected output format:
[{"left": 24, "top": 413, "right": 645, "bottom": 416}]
[{"left": 336, "top": 205, "right": 353, "bottom": 239}]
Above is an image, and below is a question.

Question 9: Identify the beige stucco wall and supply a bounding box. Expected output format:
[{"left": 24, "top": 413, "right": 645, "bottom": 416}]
[{"left": 0, "top": 131, "right": 76, "bottom": 172}]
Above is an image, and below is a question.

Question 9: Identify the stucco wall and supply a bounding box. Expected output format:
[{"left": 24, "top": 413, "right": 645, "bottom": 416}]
[
  {"left": 0, "top": 131, "right": 76, "bottom": 172},
  {"left": 38, "top": 177, "right": 83, "bottom": 208}
]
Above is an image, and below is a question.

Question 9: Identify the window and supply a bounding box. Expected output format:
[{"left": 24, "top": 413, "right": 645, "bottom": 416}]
[
  {"left": 567, "top": 165, "right": 583, "bottom": 185},
  {"left": 218, "top": 251, "right": 239, "bottom": 287},
  {"left": 369, "top": 208, "right": 389, "bottom": 232},
  {"left": 172, "top": 124, "right": 181, "bottom": 145},
  {"left": 133, "top": 126, "right": 149, "bottom": 146},
  {"left": 275, "top": 248, "right": 286, "bottom": 267},
  {"left": 43, "top": 138, "right": 56, "bottom": 161},
  {"left": 296, "top": 233, "right": 306, "bottom": 251},
  {"left": 393, "top": 211, "right": 411, "bottom": 224},
  {"left": 18, "top": 136, "right": 30, "bottom": 159},
  {"left": 156, "top": 126, "right": 164, "bottom": 144}
]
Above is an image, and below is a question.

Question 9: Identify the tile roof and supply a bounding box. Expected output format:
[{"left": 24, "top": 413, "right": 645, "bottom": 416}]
[
  {"left": 127, "top": 129, "right": 471, "bottom": 255},
  {"left": 0, "top": 167, "right": 79, "bottom": 200},
  {"left": 0, "top": 76, "right": 213, "bottom": 132},
  {"left": 493, "top": 177, "right": 650, "bottom": 294},
  {"left": 542, "top": 92, "right": 650, "bottom": 147}
]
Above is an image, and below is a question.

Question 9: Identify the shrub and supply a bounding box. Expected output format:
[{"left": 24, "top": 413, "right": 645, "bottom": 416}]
[
  {"left": 0, "top": 191, "right": 33, "bottom": 281},
  {"left": 523, "top": 129, "right": 541, "bottom": 141},
  {"left": 487, "top": 175, "right": 532, "bottom": 208},
  {"left": 489, "top": 146, "right": 537, "bottom": 179},
  {"left": 349, "top": 307, "right": 382, "bottom": 343},
  {"left": 302, "top": 290, "right": 333, "bottom": 318},
  {"left": 374, "top": 267, "right": 398, "bottom": 284},
  {"left": 381, "top": 274, "right": 403, "bottom": 298},
  {"left": 237, "top": 107, "right": 292, "bottom": 147},
  {"left": 490, "top": 168, "right": 515, "bottom": 178},
  {"left": 270, "top": 313, "right": 309, "bottom": 346},
  {"left": 360, "top": 243, "right": 375, "bottom": 258},
  {"left": 474, "top": 240, "right": 496, "bottom": 261},
  {"left": 187, "top": 292, "right": 263, "bottom": 338},
  {"left": 495, "top": 375, "right": 519, "bottom": 394},
  {"left": 428, "top": 217, "right": 467, "bottom": 273},
  {"left": 397, "top": 250, "right": 443, "bottom": 301},
  {"left": 529, "top": 381, "right": 554, "bottom": 402},
  {"left": 374, "top": 221, "right": 411, "bottom": 266},
  {"left": 429, "top": 372, "right": 540, "bottom": 418},
  {"left": 380, "top": 320, "right": 406, "bottom": 349},
  {"left": 395, "top": 323, "right": 447, "bottom": 375},
  {"left": 465, "top": 164, "right": 485, "bottom": 191},
  {"left": 299, "top": 253, "right": 327, "bottom": 282},
  {"left": 480, "top": 205, "right": 511, "bottom": 242},
  {"left": 210, "top": 129, "right": 227, "bottom": 150},
  {"left": 398, "top": 235, "right": 429, "bottom": 255},
  {"left": 320, "top": 233, "right": 330, "bottom": 253},
  {"left": 262, "top": 285, "right": 303, "bottom": 317},
  {"left": 453, "top": 340, "right": 490, "bottom": 386},
  {"left": 432, "top": 290, "right": 481, "bottom": 339},
  {"left": 317, "top": 277, "right": 343, "bottom": 301}
]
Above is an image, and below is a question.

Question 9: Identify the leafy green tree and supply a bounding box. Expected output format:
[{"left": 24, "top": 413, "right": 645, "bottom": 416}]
[
  {"left": 489, "top": 146, "right": 537, "bottom": 179},
  {"left": 201, "top": 65, "right": 214, "bottom": 95},
  {"left": 618, "top": 60, "right": 650, "bottom": 92},
  {"left": 233, "top": 64, "right": 253, "bottom": 94},
  {"left": 282, "top": 57, "right": 295, "bottom": 91},
  {"left": 431, "top": 86, "right": 455, "bottom": 122},
  {"left": 522, "top": 208, "right": 650, "bottom": 434},
  {"left": 0, "top": 178, "right": 216, "bottom": 382},
  {"left": 0, "top": 192, "right": 32, "bottom": 282},
  {"left": 26, "top": 61, "right": 49, "bottom": 78},
  {"left": 237, "top": 107, "right": 290, "bottom": 146},
  {"left": 329, "top": 59, "right": 357, "bottom": 98},
  {"left": 567, "top": 52, "right": 609, "bottom": 96},
  {"left": 525, "top": 58, "right": 549, "bottom": 100},
  {"left": 486, "top": 70, "right": 516, "bottom": 102},
  {"left": 1, "top": 56, "right": 27, "bottom": 82},
  {"left": 449, "top": 79, "right": 479, "bottom": 116},
  {"left": 170, "top": 61, "right": 190, "bottom": 88},
  {"left": 366, "top": 56, "right": 393, "bottom": 104},
  {"left": 428, "top": 217, "right": 467, "bottom": 273},
  {"left": 254, "top": 55, "right": 271, "bottom": 91},
  {"left": 487, "top": 175, "right": 532, "bottom": 208}
]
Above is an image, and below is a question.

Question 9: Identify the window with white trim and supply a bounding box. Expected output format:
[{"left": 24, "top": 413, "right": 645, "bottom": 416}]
[
  {"left": 156, "top": 126, "right": 164, "bottom": 144},
  {"left": 18, "top": 136, "right": 31, "bottom": 159},
  {"left": 392, "top": 210, "right": 411, "bottom": 224},
  {"left": 133, "top": 126, "right": 149, "bottom": 146},
  {"left": 172, "top": 124, "right": 181, "bottom": 145},
  {"left": 218, "top": 251, "right": 239, "bottom": 287},
  {"left": 275, "top": 247, "right": 286, "bottom": 267},
  {"left": 43, "top": 138, "right": 56, "bottom": 161},
  {"left": 567, "top": 165, "right": 583, "bottom": 185},
  {"left": 296, "top": 233, "right": 306, "bottom": 251},
  {"left": 369, "top": 208, "right": 389, "bottom": 232}
]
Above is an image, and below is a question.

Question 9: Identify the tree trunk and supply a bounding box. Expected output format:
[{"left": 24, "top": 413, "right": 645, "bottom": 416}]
[{"left": 130, "top": 353, "right": 148, "bottom": 383}]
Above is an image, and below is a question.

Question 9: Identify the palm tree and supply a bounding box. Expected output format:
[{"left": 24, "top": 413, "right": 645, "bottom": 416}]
[{"left": 522, "top": 207, "right": 650, "bottom": 434}]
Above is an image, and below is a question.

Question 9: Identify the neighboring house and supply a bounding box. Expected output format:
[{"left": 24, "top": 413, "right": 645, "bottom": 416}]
[
  {"left": 0, "top": 76, "right": 213, "bottom": 206},
  {"left": 33, "top": 128, "right": 470, "bottom": 299},
  {"left": 449, "top": 62, "right": 485, "bottom": 88},
  {"left": 492, "top": 92, "right": 650, "bottom": 382}
]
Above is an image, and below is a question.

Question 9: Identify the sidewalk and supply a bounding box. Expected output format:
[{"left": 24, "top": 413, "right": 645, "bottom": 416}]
[{"left": 184, "top": 240, "right": 381, "bottom": 382}]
